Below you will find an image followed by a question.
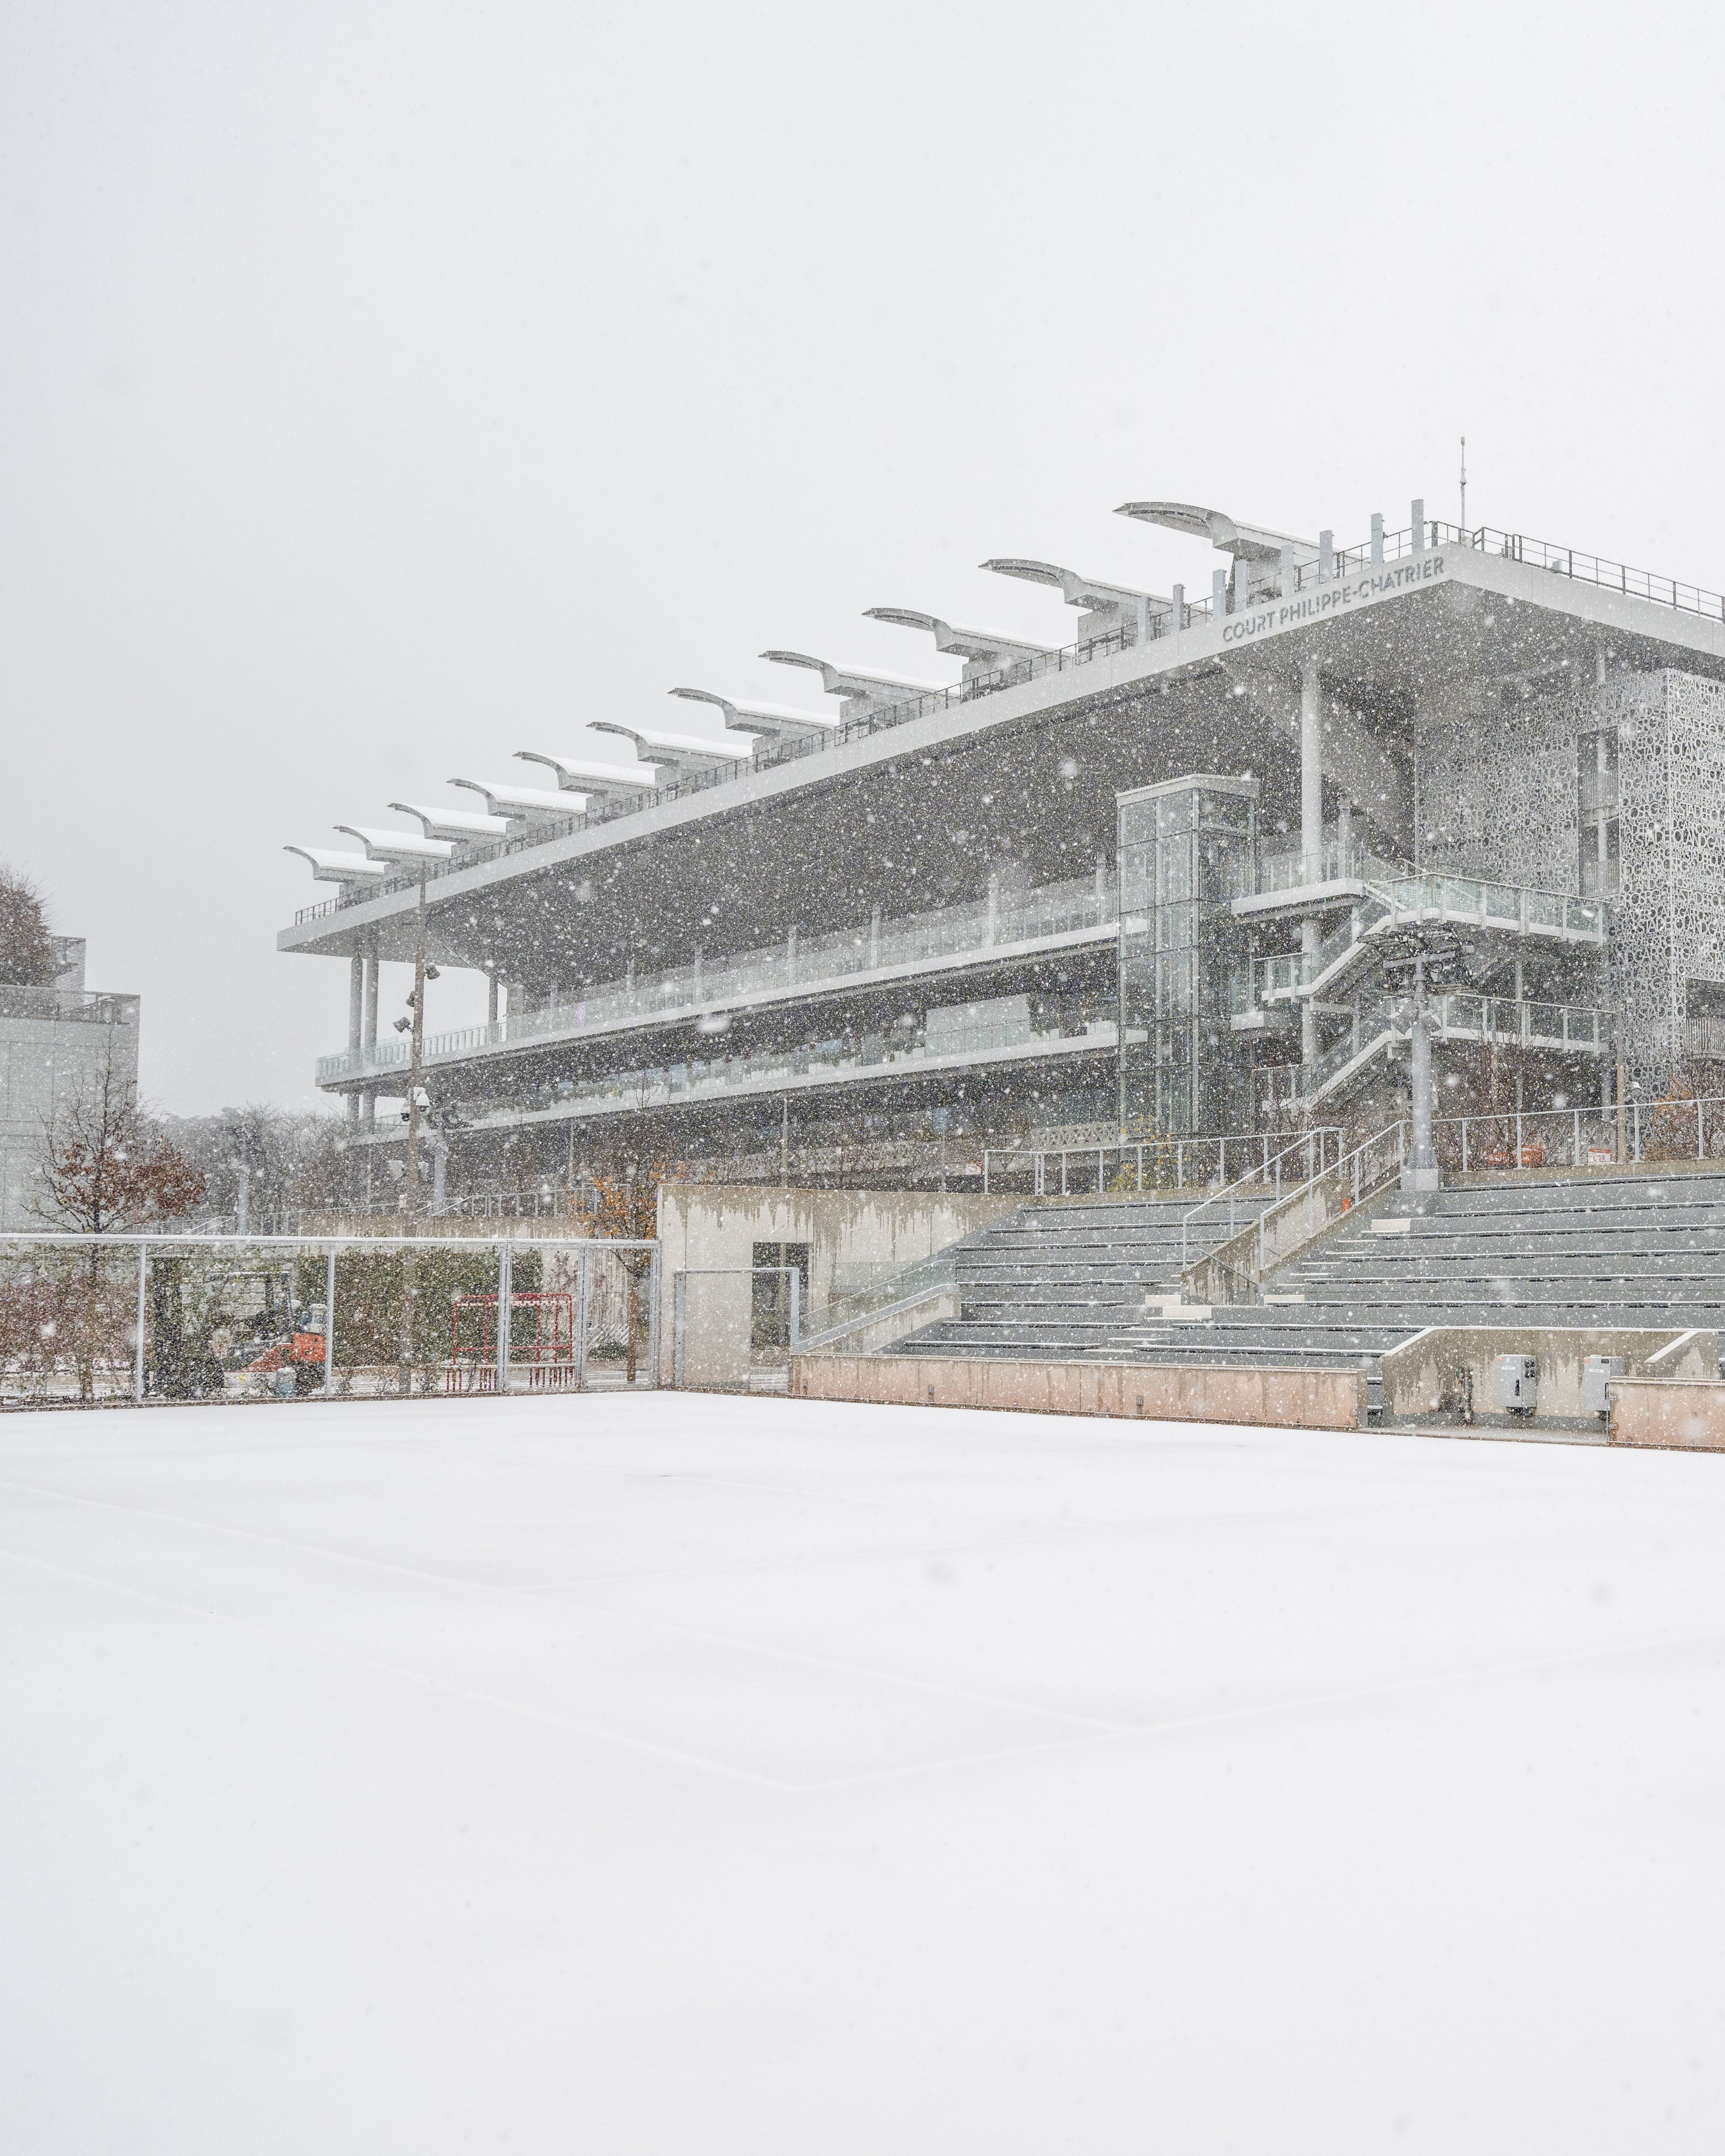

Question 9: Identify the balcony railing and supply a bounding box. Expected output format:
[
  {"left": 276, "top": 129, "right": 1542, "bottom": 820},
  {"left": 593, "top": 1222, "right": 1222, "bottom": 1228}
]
[
  {"left": 317, "top": 870, "right": 1118, "bottom": 1082},
  {"left": 440, "top": 1002, "right": 1119, "bottom": 1132},
  {"left": 1264, "top": 992, "right": 1610, "bottom": 1106},
  {"left": 1243, "top": 873, "right": 1609, "bottom": 1014},
  {"left": 1254, "top": 843, "right": 1407, "bottom": 894}
]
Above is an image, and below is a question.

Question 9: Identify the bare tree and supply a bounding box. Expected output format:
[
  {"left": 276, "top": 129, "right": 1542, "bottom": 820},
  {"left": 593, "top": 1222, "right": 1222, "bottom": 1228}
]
[
  {"left": 35, "top": 1060, "right": 206, "bottom": 1241},
  {"left": 31, "top": 1059, "right": 204, "bottom": 1400}
]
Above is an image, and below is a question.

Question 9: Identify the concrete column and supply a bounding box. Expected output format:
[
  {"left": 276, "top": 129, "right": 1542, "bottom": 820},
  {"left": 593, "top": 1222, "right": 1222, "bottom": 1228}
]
[
  {"left": 1401, "top": 959, "right": 1441, "bottom": 1193},
  {"left": 487, "top": 972, "right": 499, "bottom": 1025},
  {"left": 1338, "top": 797, "right": 1354, "bottom": 869},
  {"left": 1300, "top": 663, "right": 1324, "bottom": 877},
  {"left": 1318, "top": 529, "right": 1334, "bottom": 579},
  {"left": 1300, "top": 663, "right": 1325, "bottom": 1063},
  {"left": 869, "top": 905, "right": 881, "bottom": 968},
  {"left": 362, "top": 946, "right": 378, "bottom": 1054},
  {"left": 361, "top": 945, "right": 378, "bottom": 1126},
  {"left": 1211, "top": 567, "right": 1228, "bottom": 618},
  {"left": 348, "top": 953, "right": 364, "bottom": 1050},
  {"left": 786, "top": 926, "right": 797, "bottom": 984},
  {"left": 1094, "top": 851, "right": 1108, "bottom": 915},
  {"left": 1408, "top": 1011, "right": 1436, "bottom": 1173},
  {"left": 1134, "top": 594, "right": 1151, "bottom": 644},
  {"left": 1171, "top": 583, "right": 1184, "bottom": 635},
  {"left": 1411, "top": 498, "right": 1426, "bottom": 551},
  {"left": 986, "top": 871, "right": 1000, "bottom": 945},
  {"left": 1370, "top": 513, "right": 1384, "bottom": 565}
]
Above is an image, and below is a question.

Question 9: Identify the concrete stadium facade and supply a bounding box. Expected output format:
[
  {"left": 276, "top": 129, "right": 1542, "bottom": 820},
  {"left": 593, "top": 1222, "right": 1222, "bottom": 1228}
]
[{"left": 279, "top": 500, "right": 1725, "bottom": 1193}]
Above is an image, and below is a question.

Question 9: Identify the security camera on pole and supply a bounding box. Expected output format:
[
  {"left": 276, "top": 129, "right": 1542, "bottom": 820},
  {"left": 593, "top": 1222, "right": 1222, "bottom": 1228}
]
[{"left": 1377, "top": 925, "right": 1465, "bottom": 1195}]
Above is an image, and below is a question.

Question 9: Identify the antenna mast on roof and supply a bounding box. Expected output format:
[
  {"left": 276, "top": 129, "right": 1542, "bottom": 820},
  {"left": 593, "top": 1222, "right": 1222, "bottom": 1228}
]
[{"left": 1460, "top": 435, "right": 1468, "bottom": 535}]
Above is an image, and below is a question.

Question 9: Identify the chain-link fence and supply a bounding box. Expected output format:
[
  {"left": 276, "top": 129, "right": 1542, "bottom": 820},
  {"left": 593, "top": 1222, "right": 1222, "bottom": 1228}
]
[{"left": 0, "top": 1234, "right": 660, "bottom": 1408}]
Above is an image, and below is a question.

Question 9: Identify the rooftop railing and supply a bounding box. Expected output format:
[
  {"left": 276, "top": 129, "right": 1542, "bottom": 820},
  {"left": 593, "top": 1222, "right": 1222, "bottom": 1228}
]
[
  {"left": 291, "top": 516, "right": 1725, "bottom": 929},
  {"left": 0, "top": 986, "right": 139, "bottom": 1026}
]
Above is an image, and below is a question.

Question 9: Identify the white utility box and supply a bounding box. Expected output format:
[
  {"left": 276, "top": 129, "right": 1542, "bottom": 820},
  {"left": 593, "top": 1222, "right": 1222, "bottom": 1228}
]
[
  {"left": 1582, "top": 1354, "right": 1626, "bottom": 1418},
  {"left": 1493, "top": 1353, "right": 1538, "bottom": 1414}
]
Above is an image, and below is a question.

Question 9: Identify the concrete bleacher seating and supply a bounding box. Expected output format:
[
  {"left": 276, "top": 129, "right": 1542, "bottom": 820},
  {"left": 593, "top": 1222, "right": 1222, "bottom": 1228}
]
[{"left": 899, "top": 1170, "right": 1725, "bottom": 1382}]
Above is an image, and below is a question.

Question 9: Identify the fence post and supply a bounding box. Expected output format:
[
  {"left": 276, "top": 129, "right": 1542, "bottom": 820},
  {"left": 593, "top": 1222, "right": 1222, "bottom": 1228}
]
[
  {"left": 789, "top": 1263, "right": 800, "bottom": 1353},
  {"left": 1633, "top": 1101, "right": 1642, "bottom": 1161},
  {"left": 1574, "top": 1106, "right": 1582, "bottom": 1168},
  {"left": 1176, "top": 1143, "right": 1183, "bottom": 1189},
  {"left": 646, "top": 1244, "right": 662, "bottom": 1384},
  {"left": 983, "top": 1151, "right": 990, "bottom": 1195},
  {"left": 672, "top": 1270, "right": 686, "bottom": 1387},
  {"left": 497, "top": 1239, "right": 512, "bottom": 1393},
  {"left": 1701, "top": 1099, "right": 1707, "bottom": 1161},
  {"left": 324, "top": 1246, "right": 337, "bottom": 1395},
  {"left": 576, "top": 1247, "right": 590, "bottom": 1389},
  {"left": 134, "top": 1243, "right": 147, "bottom": 1403}
]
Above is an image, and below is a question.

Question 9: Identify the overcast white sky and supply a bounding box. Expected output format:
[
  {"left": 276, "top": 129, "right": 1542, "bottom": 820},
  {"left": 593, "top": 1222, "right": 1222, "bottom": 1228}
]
[{"left": 3, "top": 1, "right": 1721, "bottom": 1113}]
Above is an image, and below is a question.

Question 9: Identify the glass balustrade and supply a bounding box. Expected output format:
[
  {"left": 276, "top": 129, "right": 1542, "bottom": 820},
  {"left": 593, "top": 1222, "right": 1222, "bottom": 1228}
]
[
  {"left": 446, "top": 1002, "right": 1120, "bottom": 1129},
  {"left": 1285, "top": 992, "right": 1608, "bottom": 1097},
  {"left": 316, "top": 871, "right": 1119, "bottom": 1081}
]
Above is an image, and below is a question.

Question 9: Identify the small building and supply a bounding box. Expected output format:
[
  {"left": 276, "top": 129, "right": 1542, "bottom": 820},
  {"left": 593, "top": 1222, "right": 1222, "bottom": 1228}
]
[{"left": 0, "top": 937, "right": 141, "bottom": 1229}]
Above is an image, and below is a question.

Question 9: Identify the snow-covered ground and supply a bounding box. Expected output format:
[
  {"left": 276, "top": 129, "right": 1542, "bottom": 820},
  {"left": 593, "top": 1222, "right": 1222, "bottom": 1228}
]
[{"left": 4, "top": 1394, "right": 1725, "bottom": 2152}]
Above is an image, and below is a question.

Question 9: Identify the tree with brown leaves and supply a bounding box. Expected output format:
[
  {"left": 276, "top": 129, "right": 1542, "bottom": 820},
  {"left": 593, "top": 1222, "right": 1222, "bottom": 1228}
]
[
  {"left": 35, "top": 1057, "right": 206, "bottom": 1241},
  {"left": 31, "top": 1057, "right": 205, "bottom": 1400},
  {"left": 584, "top": 1151, "right": 671, "bottom": 1382}
]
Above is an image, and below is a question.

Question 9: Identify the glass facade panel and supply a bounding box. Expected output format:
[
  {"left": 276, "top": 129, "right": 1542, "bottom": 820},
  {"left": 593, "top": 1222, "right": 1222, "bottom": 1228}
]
[{"left": 1116, "top": 778, "right": 1258, "bottom": 1136}]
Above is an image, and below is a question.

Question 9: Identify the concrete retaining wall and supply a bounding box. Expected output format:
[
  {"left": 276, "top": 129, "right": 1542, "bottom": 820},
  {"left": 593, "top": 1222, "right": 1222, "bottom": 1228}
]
[
  {"left": 806, "top": 1289, "right": 962, "bottom": 1359},
  {"left": 1610, "top": 1378, "right": 1725, "bottom": 1451},
  {"left": 657, "top": 1184, "right": 1017, "bottom": 1383},
  {"left": 1380, "top": 1326, "right": 1717, "bottom": 1421},
  {"left": 791, "top": 1353, "right": 1368, "bottom": 1430}
]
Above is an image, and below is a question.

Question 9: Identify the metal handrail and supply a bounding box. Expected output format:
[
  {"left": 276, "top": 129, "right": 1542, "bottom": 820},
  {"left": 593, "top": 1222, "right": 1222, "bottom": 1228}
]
[
  {"left": 982, "top": 1124, "right": 1343, "bottom": 1198},
  {"left": 1184, "top": 1122, "right": 1409, "bottom": 1299},
  {"left": 1177, "top": 1128, "right": 1344, "bottom": 1272}
]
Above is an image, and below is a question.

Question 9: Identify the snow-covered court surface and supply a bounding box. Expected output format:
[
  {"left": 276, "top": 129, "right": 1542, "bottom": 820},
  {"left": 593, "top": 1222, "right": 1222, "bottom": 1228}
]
[{"left": 6, "top": 1395, "right": 1725, "bottom": 2153}]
